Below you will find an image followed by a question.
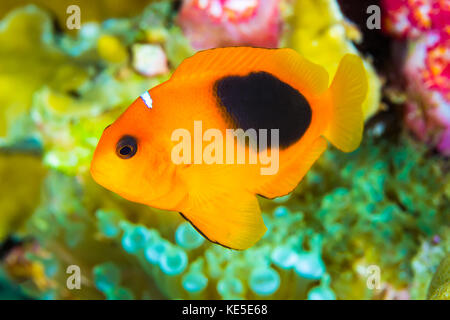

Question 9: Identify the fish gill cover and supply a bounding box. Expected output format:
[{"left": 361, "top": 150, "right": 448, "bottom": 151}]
[{"left": 0, "top": 0, "right": 448, "bottom": 300}]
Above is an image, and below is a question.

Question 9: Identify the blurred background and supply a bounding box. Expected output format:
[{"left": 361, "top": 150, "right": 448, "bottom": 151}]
[{"left": 0, "top": 0, "right": 448, "bottom": 300}]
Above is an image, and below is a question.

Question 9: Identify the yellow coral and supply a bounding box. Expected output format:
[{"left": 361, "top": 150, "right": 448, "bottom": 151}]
[
  {"left": 97, "top": 35, "right": 128, "bottom": 64},
  {"left": 286, "top": 0, "right": 381, "bottom": 119},
  {"left": 0, "top": 0, "right": 154, "bottom": 33},
  {"left": 0, "top": 5, "right": 88, "bottom": 138},
  {"left": 0, "top": 154, "right": 46, "bottom": 241}
]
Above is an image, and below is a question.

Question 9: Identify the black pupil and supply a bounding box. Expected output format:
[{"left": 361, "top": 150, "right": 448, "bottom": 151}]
[
  {"left": 116, "top": 135, "right": 137, "bottom": 159},
  {"left": 120, "top": 146, "right": 131, "bottom": 155}
]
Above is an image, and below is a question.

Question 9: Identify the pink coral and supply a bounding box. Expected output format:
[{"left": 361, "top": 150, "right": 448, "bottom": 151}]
[
  {"left": 382, "top": 0, "right": 450, "bottom": 39},
  {"left": 404, "top": 31, "right": 450, "bottom": 155},
  {"left": 382, "top": 0, "right": 450, "bottom": 155},
  {"left": 178, "top": 0, "right": 282, "bottom": 50}
]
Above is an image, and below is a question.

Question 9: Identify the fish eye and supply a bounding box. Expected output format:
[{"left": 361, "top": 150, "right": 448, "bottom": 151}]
[{"left": 116, "top": 135, "right": 137, "bottom": 159}]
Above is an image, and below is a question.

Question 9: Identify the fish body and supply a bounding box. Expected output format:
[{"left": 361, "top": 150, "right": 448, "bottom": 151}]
[{"left": 90, "top": 47, "right": 368, "bottom": 250}]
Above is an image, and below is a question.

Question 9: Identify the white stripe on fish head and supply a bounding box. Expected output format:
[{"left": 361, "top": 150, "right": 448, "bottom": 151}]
[{"left": 140, "top": 91, "right": 153, "bottom": 109}]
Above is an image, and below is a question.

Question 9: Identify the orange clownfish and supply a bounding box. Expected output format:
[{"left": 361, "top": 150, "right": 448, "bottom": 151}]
[{"left": 90, "top": 47, "right": 368, "bottom": 250}]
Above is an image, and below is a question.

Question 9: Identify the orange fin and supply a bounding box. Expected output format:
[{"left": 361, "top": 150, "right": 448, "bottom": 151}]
[
  {"left": 170, "top": 47, "right": 329, "bottom": 97},
  {"left": 179, "top": 166, "right": 266, "bottom": 250},
  {"left": 256, "top": 137, "right": 328, "bottom": 199},
  {"left": 323, "top": 54, "right": 368, "bottom": 152}
]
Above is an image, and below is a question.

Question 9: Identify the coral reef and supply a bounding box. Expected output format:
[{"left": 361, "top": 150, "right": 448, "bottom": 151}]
[
  {"left": 0, "top": 0, "right": 448, "bottom": 300},
  {"left": 3, "top": 132, "right": 448, "bottom": 300}
]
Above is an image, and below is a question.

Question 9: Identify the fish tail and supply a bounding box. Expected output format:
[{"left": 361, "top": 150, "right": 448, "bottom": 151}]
[{"left": 323, "top": 54, "right": 368, "bottom": 152}]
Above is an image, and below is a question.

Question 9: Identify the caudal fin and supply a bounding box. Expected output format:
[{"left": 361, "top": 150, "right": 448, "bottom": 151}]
[{"left": 323, "top": 54, "right": 368, "bottom": 152}]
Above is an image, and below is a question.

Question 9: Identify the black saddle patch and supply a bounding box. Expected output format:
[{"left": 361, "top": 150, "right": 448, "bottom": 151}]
[{"left": 214, "top": 71, "right": 312, "bottom": 149}]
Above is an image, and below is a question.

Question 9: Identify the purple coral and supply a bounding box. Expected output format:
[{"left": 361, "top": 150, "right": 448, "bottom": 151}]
[{"left": 177, "top": 0, "right": 282, "bottom": 50}]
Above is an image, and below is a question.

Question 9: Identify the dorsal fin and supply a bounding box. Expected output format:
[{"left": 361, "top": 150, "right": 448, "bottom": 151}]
[{"left": 170, "top": 47, "right": 329, "bottom": 97}]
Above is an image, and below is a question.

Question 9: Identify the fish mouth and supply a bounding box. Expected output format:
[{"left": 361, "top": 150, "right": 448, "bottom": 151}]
[
  {"left": 90, "top": 166, "right": 118, "bottom": 196},
  {"left": 90, "top": 166, "right": 103, "bottom": 186},
  {"left": 89, "top": 160, "right": 108, "bottom": 186}
]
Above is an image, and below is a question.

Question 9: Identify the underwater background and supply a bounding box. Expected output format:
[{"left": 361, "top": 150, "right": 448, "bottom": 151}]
[{"left": 0, "top": 0, "right": 448, "bottom": 300}]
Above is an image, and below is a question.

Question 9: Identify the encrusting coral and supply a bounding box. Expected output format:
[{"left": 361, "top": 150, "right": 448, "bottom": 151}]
[
  {"left": 0, "top": 5, "right": 88, "bottom": 141},
  {"left": 427, "top": 254, "right": 450, "bottom": 300}
]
